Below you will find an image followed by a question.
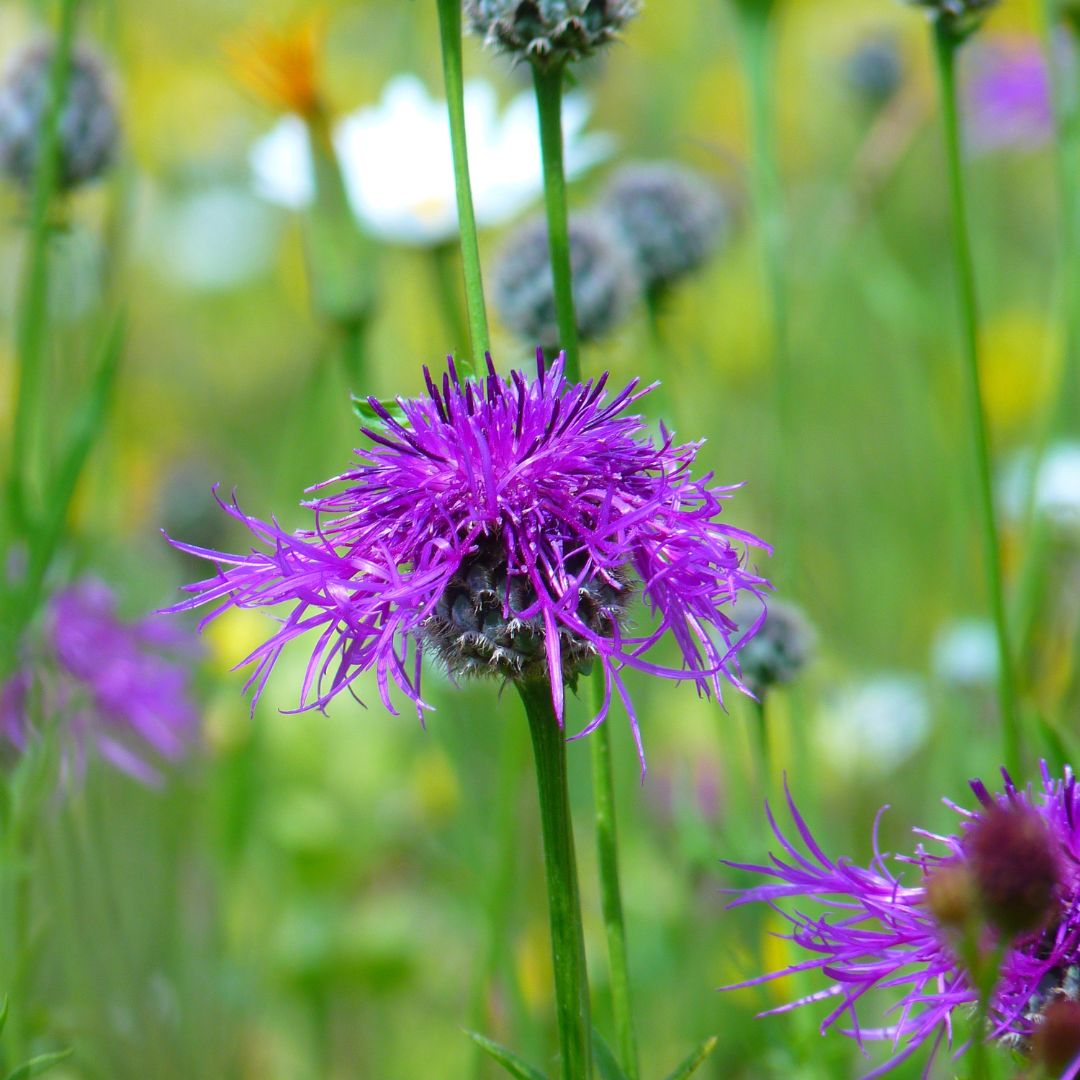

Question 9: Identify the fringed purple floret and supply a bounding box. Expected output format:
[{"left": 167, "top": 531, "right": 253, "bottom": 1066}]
[
  {"left": 723, "top": 763, "right": 1080, "bottom": 1075},
  {"left": 165, "top": 353, "right": 769, "bottom": 765},
  {"left": 1, "top": 579, "right": 201, "bottom": 788}
]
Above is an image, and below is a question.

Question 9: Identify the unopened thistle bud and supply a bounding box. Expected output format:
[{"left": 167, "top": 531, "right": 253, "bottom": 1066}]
[
  {"left": 1033, "top": 1000, "right": 1080, "bottom": 1076},
  {"left": 600, "top": 162, "right": 730, "bottom": 299},
  {"left": 964, "top": 804, "right": 1060, "bottom": 938},
  {"left": 465, "top": 0, "right": 642, "bottom": 69},
  {"left": 924, "top": 864, "right": 977, "bottom": 931},
  {"left": 492, "top": 211, "right": 641, "bottom": 354},
  {"left": 731, "top": 598, "right": 814, "bottom": 698},
  {"left": 844, "top": 36, "right": 904, "bottom": 108},
  {"left": 902, "top": 0, "right": 999, "bottom": 35},
  {"left": 0, "top": 39, "right": 119, "bottom": 192}
]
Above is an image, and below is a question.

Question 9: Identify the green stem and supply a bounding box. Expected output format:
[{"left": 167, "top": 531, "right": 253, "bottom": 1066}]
[
  {"left": 517, "top": 681, "right": 591, "bottom": 1080},
  {"left": 7, "top": 0, "right": 80, "bottom": 535},
  {"left": 589, "top": 671, "right": 638, "bottom": 1080},
  {"left": 733, "top": 1, "right": 794, "bottom": 579},
  {"left": 430, "top": 243, "right": 471, "bottom": 361},
  {"left": 932, "top": 21, "right": 1021, "bottom": 775},
  {"left": 532, "top": 63, "right": 580, "bottom": 382},
  {"left": 436, "top": 0, "right": 490, "bottom": 373},
  {"left": 752, "top": 696, "right": 770, "bottom": 784},
  {"left": 468, "top": 716, "right": 530, "bottom": 1079}
]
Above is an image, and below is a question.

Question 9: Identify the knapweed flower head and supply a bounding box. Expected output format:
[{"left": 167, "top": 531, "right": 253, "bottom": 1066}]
[
  {"left": 730, "top": 597, "right": 815, "bottom": 699},
  {"left": 1, "top": 580, "right": 200, "bottom": 788},
  {"left": 724, "top": 763, "right": 1080, "bottom": 1075},
  {"left": 0, "top": 38, "right": 119, "bottom": 192},
  {"left": 465, "top": 0, "right": 641, "bottom": 69},
  {"left": 252, "top": 74, "right": 612, "bottom": 246},
  {"left": 492, "top": 212, "right": 641, "bottom": 355},
  {"left": 964, "top": 37, "right": 1053, "bottom": 155},
  {"left": 166, "top": 355, "right": 769, "bottom": 765},
  {"left": 600, "top": 162, "right": 730, "bottom": 298}
]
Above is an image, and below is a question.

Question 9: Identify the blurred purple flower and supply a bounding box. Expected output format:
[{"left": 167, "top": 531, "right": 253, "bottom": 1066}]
[
  {"left": 1, "top": 579, "right": 201, "bottom": 788},
  {"left": 964, "top": 36, "right": 1054, "bottom": 154},
  {"left": 723, "top": 763, "right": 1080, "bottom": 1075},
  {"left": 166, "top": 355, "right": 769, "bottom": 765}
]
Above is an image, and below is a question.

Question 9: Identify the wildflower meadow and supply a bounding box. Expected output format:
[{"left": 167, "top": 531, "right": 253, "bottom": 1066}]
[{"left": 2, "top": 0, "right": 1079, "bottom": 1077}]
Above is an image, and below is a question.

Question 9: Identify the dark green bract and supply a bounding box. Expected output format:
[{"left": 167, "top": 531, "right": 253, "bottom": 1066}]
[{"left": 465, "top": 0, "right": 641, "bottom": 68}]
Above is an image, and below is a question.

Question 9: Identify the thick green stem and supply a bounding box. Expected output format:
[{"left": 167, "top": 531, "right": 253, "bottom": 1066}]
[
  {"left": 733, "top": 2, "right": 794, "bottom": 579},
  {"left": 517, "top": 681, "right": 591, "bottom": 1080},
  {"left": 589, "top": 671, "right": 638, "bottom": 1080},
  {"left": 7, "top": 0, "right": 80, "bottom": 535},
  {"left": 436, "top": 0, "right": 490, "bottom": 373},
  {"left": 532, "top": 63, "right": 580, "bottom": 382},
  {"left": 932, "top": 22, "right": 1021, "bottom": 775}
]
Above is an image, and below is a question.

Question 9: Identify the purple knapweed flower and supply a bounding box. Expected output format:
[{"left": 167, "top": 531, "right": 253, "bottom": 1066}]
[
  {"left": 166, "top": 355, "right": 769, "bottom": 766},
  {"left": 1, "top": 579, "right": 200, "bottom": 788},
  {"left": 964, "top": 36, "right": 1054, "bottom": 155},
  {"left": 723, "top": 763, "right": 1080, "bottom": 1076}
]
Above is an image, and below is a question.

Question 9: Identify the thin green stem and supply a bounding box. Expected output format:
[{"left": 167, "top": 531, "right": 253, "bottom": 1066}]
[
  {"left": 932, "top": 22, "right": 1021, "bottom": 775},
  {"left": 430, "top": 243, "right": 471, "bottom": 361},
  {"left": 589, "top": 670, "right": 638, "bottom": 1080},
  {"left": 733, "top": 2, "right": 794, "bottom": 579},
  {"left": 7, "top": 0, "right": 80, "bottom": 535},
  {"left": 752, "top": 696, "right": 770, "bottom": 784},
  {"left": 517, "top": 681, "right": 591, "bottom": 1080},
  {"left": 532, "top": 63, "right": 580, "bottom": 382},
  {"left": 436, "top": 0, "right": 490, "bottom": 373}
]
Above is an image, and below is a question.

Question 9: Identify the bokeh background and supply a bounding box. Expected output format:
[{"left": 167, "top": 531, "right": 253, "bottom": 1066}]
[{"left": 0, "top": 0, "right": 1072, "bottom": 1076}]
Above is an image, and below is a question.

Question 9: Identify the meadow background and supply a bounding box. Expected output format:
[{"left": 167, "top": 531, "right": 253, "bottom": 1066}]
[{"left": 0, "top": 0, "right": 1070, "bottom": 1076}]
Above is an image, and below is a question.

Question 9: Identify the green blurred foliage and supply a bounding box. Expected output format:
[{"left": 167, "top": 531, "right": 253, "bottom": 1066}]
[{"left": 0, "top": 0, "right": 1073, "bottom": 1076}]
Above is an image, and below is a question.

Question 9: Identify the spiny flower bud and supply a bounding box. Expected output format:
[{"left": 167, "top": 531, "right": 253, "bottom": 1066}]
[
  {"left": 1033, "top": 1000, "right": 1080, "bottom": 1076},
  {"left": 844, "top": 36, "right": 904, "bottom": 109},
  {"left": 491, "top": 211, "right": 641, "bottom": 354},
  {"left": 0, "top": 39, "right": 119, "bottom": 192},
  {"left": 924, "top": 864, "right": 977, "bottom": 931},
  {"left": 964, "top": 804, "right": 1060, "bottom": 938},
  {"left": 421, "top": 538, "right": 632, "bottom": 684},
  {"left": 599, "top": 162, "right": 730, "bottom": 298},
  {"left": 465, "top": 0, "right": 641, "bottom": 69},
  {"left": 731, "top": 598, "right": 814, "bottom": 698},
  {"left": 902, "top": 0, "right": 999, "bottom": 35}
]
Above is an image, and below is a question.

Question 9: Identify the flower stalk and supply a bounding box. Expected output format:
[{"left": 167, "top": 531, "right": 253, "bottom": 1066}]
[
  {"left": 436, "top": 0, "right": 491, "bottom": 373},
  {"left": 931, "top": 18, "right": 1021, "bottom": 774},
  {"left": 7, "top": 0, "right": 80, "bottom": 538},
  {"left": 518, "top": 680, "right": 591, "bottom": 1080},
  {"left": 532, "top": 62, "right": 580, "bottom": 381},
  {"left": 590, "top": 672, "right": 639, "bottom": 1080},
  {"left": 732, "top": 0, "right": 795, "bottom": 578}
]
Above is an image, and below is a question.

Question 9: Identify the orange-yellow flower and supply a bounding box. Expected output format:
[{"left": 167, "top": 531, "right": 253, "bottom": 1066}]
[{"left": 225, "top": 15, "right": 326, "bottom": 120}]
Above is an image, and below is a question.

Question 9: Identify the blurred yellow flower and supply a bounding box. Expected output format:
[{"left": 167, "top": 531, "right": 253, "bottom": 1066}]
[
  {"left": 408, "top": 745, "right": 461, "bottom": 825},
  {"left": 515, "top": 917, "right": 554, "bottom": 1015},
  {"left": 226, "top": 14, "right": 327, "bottom": 119},
  {"left": 979, "top": 310, "right": 1060, "bottom": 440},
  {"left": 204, "top": 606, "right": 269, "bottom": 675}
]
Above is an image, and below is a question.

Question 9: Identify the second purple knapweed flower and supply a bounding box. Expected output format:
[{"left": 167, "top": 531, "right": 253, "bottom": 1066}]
[
  {"left": 724, "top": 763, "right": 1080, "bottom": 1075},
  {"left": 1, "top": 579, "right": 200, "bottom": 788},
  {"left": 167, "top": 355, "right": 769, "bottom": 764}
]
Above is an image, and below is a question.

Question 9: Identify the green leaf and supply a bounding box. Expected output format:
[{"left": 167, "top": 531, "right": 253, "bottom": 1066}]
[
  {"left": 1034, "top": 711, "right": 1072, "bottom": 778},
  {"left": 350, "top": 395, "right": 408, "bottom": 427},
  {"left": 462, "top": 1031, "right": 547, "bottom": 1080},
  {"left": 0, "top": 996, "right": 8, "bottom": 1039},
  {"left": 662, "top": 1035, "right": 719, "bottom": 1080},
  {"left": 591, "top": 1028, "right": 631, "bottom": 1080},
  {"left": 5, "top": 1047, "right": 74, "bottom": 1080}
]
